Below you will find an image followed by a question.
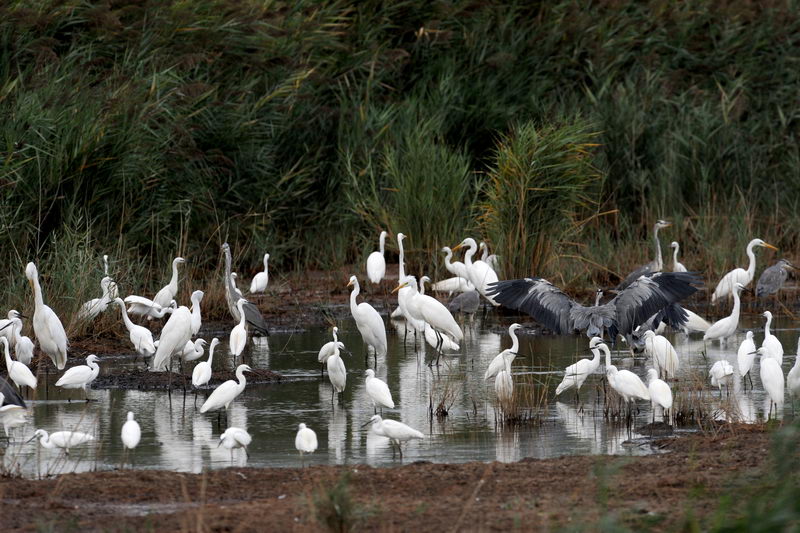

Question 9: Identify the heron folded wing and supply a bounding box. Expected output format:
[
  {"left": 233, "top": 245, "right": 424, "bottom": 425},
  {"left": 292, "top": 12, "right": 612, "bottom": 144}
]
[
  {"left": 756, "top": 264, "right": 787, "bottom": 298},
  {"left": 612, "top": 271, "right": 702, "bottom": 336},
  {"left": 487, "top": 278, "right": 574, "bottom": 333},
  {"left": 243, "top": 301, "right": 270, "bottom": 336}
]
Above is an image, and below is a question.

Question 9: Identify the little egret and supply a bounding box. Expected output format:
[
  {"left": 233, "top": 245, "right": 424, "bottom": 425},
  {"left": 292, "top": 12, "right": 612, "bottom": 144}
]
[
  {"left": 365, "top": 369, "right": 394, "bottom": 412},
  {"left": 485, "top": 324, "right": 522, "bottom": 381},
  {"left": 115, "top": 298, "right": 156, "bottom": 363},
  {"left": 295, "top": 423, "right": 318, "bottom": 464},
  {"left": 121, "top": 411, "right": 141, "bottom": 450},
  {"left": 249, "top": 253, "right": 270, "bottom": 293},
  {"left": 439, "top": 246, "right": 473, "bottom": 290},
  {"left": 0, "top": 392, "right": 26, "bottom": 436},
  {"left": 606, "top": 365, "right": 650, "bottom": 411},
  {"left": 756, "top": 348, "right": 784, "bottom": 419},
  {"left": 7, "top": 312, "right": 34, "bottom": 365},
  {"left": 222, "top": 243, "right": 270, "bottom": 336},
  {"left": 318, "top": 327, "right": 345, "bottom": 367},
  {"left": 348, "top": 276, "right": 387, "bottom": 366},
  {"left": 124, "top": 296, "right": 176, "bottom": 320},
  {"left": 555, "top": 337, "right": 604, "bottom": 401},
  {"left": 494, "top": 363, "right": 514, "bottom": 406},
  {"left": 151, "top": 305, "right": 193, "bottom": 371},
  {"left": 200, "top": 364, "right": 252, "bottom": 414},
  {"left": 26, "top": 262, "right": 68, "bottom": 370},
  {"left": 192, "top": 338, "right": 219, "bottom": 388},
  {"left": 366, "top": 231, "right": 388, "bottom": 284},
  {"left": 761, "top": 311, "right": 783, "bottom": 364},
  {"left": 642, "top": 330, "right": 679, "bottom": 379},
  {"left": 452, "top": 238, "right": 499, "bottom": 305},
  {"left": 326, "top": 340, "right": 347, "bottom": 402},
  {"left": 77, "top": 276, "right": 115, "bottom": 321},
  {"left": 365, "top": 415, "right": 423, "bottom": 457},
  {"left": 787, "top": 338, "right": 800, "bottom": 401},
  {"left": 0, "top": 310, "right": 16, "bottom": 345},
  {"left": 28, "top": 429, "right": 94, "bottom": 453},
  {"left": 711, "top": 239, "right": 777, "bottom": 303},
  {"left": 55, "top": 355, "right": 100, "bottom": 400},
  {"left": 756, "top": 259, "right": 793, "bottom": 299},
  {"left": 704, "top": 283, "right": 745, "bottom": 344},
  {"left": 153, "top": 257, "right": 186, "bottom": 308},
  {"left": 190, "top": 290, "right": 204, "bottom": 335},
  {"left": 218, "top": 427, "right": 252, "bottom": 460},
  {"left": 646, "top": 368, "right": 673, "bottom": 422},
  {"left": 228, "top": 299, "right": 249, "bottom": 365},
  {"left": 737, "top": 331, "right": 756, "bottom": 389},
  {"left": 709, "top": 360, "right": 734, "bottom": 393},
  {"left": 616, "top": 220, "right": 671, "bottom": 290},
  {"left": 181, "top": 338, "right": 207, "bottom": 363},
  {"left": 2, "top": 337, "right": 36, "bottom": 391},
  {"left": 670, "top": 242, "right": 687, "bottom": 273}
]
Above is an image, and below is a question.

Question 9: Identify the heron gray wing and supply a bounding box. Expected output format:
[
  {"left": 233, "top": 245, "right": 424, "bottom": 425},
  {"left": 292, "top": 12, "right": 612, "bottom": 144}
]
[
  {"left": 448, "top": 291, "right": 480, "bottom": 314},
  {"left": 0, "top": 374, "right": 25, "bottom": 407},
  {"left": 487, "top": 278, "right": 575, "bottom": 333},
  {"left": 611, "top": 271, "right": 702, "bottom": 335},
  {"left": 242, "top": 301, "right": 270, "bottom": 336},
  {"left": 756, "top": 263, "right": 787, "bottom": 298},
  {"left": 616, "top": 261, "right": 656, "bottom": 291},
  {"left": 569, "top": 305, "right": 615, "bottom": 338}
]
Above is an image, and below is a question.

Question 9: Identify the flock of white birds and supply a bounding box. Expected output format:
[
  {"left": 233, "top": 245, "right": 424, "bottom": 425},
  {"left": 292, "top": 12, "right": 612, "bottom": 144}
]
[{"left": 2, "top": 224, "right": 800, "bottom": 466}]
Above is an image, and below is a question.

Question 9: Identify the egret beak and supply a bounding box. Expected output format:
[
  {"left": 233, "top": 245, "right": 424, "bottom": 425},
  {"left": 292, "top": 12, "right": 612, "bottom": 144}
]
[
  {"left": 360, "top": 419, "right": 374, "bottom": 428},
  {"left": 0, "top": 322, "right": 12, "bottom": 333},
  {"left": 25, "top": 435, "right": 38, "bottom": 444},
  {"left": 391, "top": 283, "right": 407, "bottom": 294},
  {"left": 217, "top": 440, "right": 223, "bottom": 448},
  {"left": 452, "top": 243, "right": 464, "bottom": 251},
  {"left": 763, "top": 242, "right": 778, "bottom": 251},
  {"left": 17, "top": 313, "right": 28, "bottom": 319},
  {"left": 346, "top": 279, "right": 354, "bottom": 287},
  {"left": 748, "top": 350, "right": 759, "bottom": 355}
]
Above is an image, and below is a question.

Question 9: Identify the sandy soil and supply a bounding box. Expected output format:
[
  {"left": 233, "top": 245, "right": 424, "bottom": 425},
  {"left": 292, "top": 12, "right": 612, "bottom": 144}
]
[{"left": 0, "top": 425, "right": 774, "bottom": 532}]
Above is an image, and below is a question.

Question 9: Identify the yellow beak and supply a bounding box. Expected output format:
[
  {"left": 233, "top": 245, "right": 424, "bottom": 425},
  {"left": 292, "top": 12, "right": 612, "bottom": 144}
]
[
  {"left": 763, "top": 242, "right": 778, "bottom": 251},
  {"left": 347, "top": 279, "right": 354, "bottom": 287},
  {"left": 452, "top": 243, "right": 464, "bottom": 251},
  {"left": 391, "top": 283, "right": 407, "bottom": 294}
]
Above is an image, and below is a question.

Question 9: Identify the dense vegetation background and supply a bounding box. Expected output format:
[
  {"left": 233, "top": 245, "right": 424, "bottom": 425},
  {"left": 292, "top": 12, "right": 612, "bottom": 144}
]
[{"left": 2, "top": 0, "right": 799, "bottom": 313}]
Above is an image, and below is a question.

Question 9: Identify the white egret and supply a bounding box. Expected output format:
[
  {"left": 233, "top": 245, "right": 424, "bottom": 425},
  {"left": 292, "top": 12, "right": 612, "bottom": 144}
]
[
  {"left": 124, "top": 296, "right": 176, "bottom": 320},
  {"left": 77, "top": 276, "right": 115, "bottom": 321},
  {"left": 151, "top": 305, "right": 192, "bottom": 371},
  {"left": 646, "top": 368, "right": 673, "bottom": 422},
  {"left": 26, "top": 262, "right": 68, "bottom": 370},
  {"left": 555, "top": 337, "right": 604, "bottom": 401},
  {"left": 115, "top": 298, "right": 156, "bottom": 363},
  {"left": 432, "top": 276, "right": 474, "bottom": 295},
  {"left": 617, "top": 220, "right": 672, "bottom": 290},
  {"left": 249, "top": 253, "right": 270, "bottom": 293},
  {"left": 0, "top": 310, "right": 16, "bottom": 345},
  {"left": 55, "top": 355, "right": 100, "bottom": 399},
  {"left": 756, "top": 347, "right": 784, "bottom": 419},
  {"left": 295, "top": 423, "right": 318, "bottom": 464},
  {"left": 218, "top": 427, "right": 252, "bottom": 460},
  {"left": 437, "top": 246, "right": 474, "bottom": 293},
  {"left": 670, "top": 242, "right": 687, "bottom": 273},
  {"left": 153, "top": 256, "right": 186, "bottom": 308},
  {"left": 452, "top": 238, "right": 499, "bottom": 305},
  {"left": 711, "top": 239, "right": 777, "bottom": 303},
  {"left": 704, "top": 283, "right": 745, "bottom": 344},
  {"left": 121, "top": 411, "right": 141, "bottom": 450},
  {"left": 326, "top": 340, "right": 347, "bottom": 402},
  {"left": 394, "top": 276, "right": 462, "bottom": 356},
  {"left": 681, "top": 308, "right": 711, "bottom": 333},
  {"left": 200, "top": 364, "right": 252, "bottom": 414},
  {"left": 181, "top": 338, "right": 207, "bottom": 363},
  {"left": 642, "top": 330, "right": 679, "bottom": 379},
  {"left": 420, "top": 277, "right": 459, "bottom": 352},
  {"left": 0, "top": 392, "right": 26, "bottom": 436},
  {"left": 787, "top": 338, "right": 800, "bottom": 401},
  {"left": 709, "top": 360, "right": 734, "bottom": 393},
  {"left": 737, "top": 331, "right": 756, "bottom": 389},
  {"left": 28, "top": 429, "right": 94, "bottom": 453},
  {"left": 365, "top": 415, "right": 423, "bottom": 457},
  {"left": 366, "top": 231, "right": 388, "bottom": 284},
  {"left": 364, "top": 369, "right": 394, "bottom": 412},
  {"left": 190, "top": 290, "right": 204, "bottom": 335},
  {"left": 192, "top": 338, "right": 219, "bottom": 388},
  {"left": 1, "top": 338, "right": 36, "bottom": 390},
  {"left": 347, "top": 276, "right": 388, "bottom": 366},
  {"left": 8, "top": 311, "right": 34, "bottom": 366},
  {"left": 231, "top": 273, "right": 244, "bottom": 299},
  {"left": 485, "top": 324, "right": 522, "bottom": 381},
  {"left": 494, "top": 362, "right": 514, "bottom": 406},
  {"left": 606, "top": 365, "right": 649, "bottom": 411},
  {"left": 229, "top": 299, "right": 249, "bottom": 364},
  {"left": 391, "top": 233, "right": 422, "bottom": 331},
  {"left": 760, "top": 311, "right": 783, "bottom": 364},
  {"left": 318, "top": 327, "right": 345, "bottom": 366}
]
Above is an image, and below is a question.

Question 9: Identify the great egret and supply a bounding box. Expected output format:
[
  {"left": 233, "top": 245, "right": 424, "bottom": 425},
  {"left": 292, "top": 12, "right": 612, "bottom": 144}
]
[
  {"left": 737, "top": 331, "right": 756, "bottom": 389},
  {"left": 8, "top": 311, "right": 34, "bottom": 366},
  {"left": 0, "top": 392, "right": 26, "bottom": 436},
  {"left": 420, "top": 277, "right": 459, "bottom": 352},
  {"left": 219, "top": 427, "right": 252, "bottom": 460},
  {"left": 249, "top": 253, "right": 270, "bottom": 293},
  {"left": 229, "top": 299, "right": 249, "bottom": 364},
  {"left": 221, "top": 243, "right": 270, "bottom": 336},
  {"left": 709, "top": 360, "right": 734, "bottom": 393},
  {"left": 55, "top": 354, "right": 100, "bottom": 399},
  {"left": 151, "top": 305, "right": 193, "bottom": 372},
  {"left": 436, "top": 246, "right": 474, "bottom": 293},
  {"left": 123, "top": 296, "right": 176, "bottom": 320},
  {"left": 77, "top": 276, "right": 115, "bottom": 321},
  {"left": 452, "top": 238, "right": 499, "bottom": 305},
  {"left": 192, "top": 338, "right": 219, "bottom": 388},
  {"left": 704, "top": 283, "right": 745, "bottom": 344},
  {"left": 364, "top": 415, "right": 423, "bottom": 457},
  {"left": 366, "top": 231, "right": 388, "bottom": 284},
  {"left": 756, "top": 347, "right": 784, "bottom": 419},
  {"left": 670, "top": 242, "right": 688, "bottom": 273},
  {"left": 394, "top": 276, "right": 463, "bottom": 361},
  {"left": 347, "top": 276, "right": 388, "bottom": 365},
  {"left": 617, "top": 220, "right": 671, "bottom": 290},
  {"left": 326, "top": 340, "right": 347, "bottom": 401},
  {"left": 153, "top": 257, "right": 186, "bottom": 308},
  {"left": 121, "top": 411, "right": 141, "bottom": 450},
  {"left": 712, "top": 239, "right": 777, "bottom": 303},
  {"left": 295, "top": 423, "right": 318, "bottom": 464},
  {"left": 365, "top": 369, "right": 394, "bottom": 412},
  {"left": 485, "top": 323, "right": 522, "bottom": 381},
  {"left": 494, "top": 362, "right": 514, "bottom": 406},
  {"left": 489, "top": 272, "right": 701, "bottom": 341},
  {"left": 26, "top": 262, "right": 68, "bottom": 370},
  {"left": 432, "top": 277, "right": 475, "bottom": 295},
  {"left": 787, "top": 338, "right": 800, "bottom": 401},
  {"left": 114, "top": 298, "right": 156, "bottom": 363},
  {"left": 190, "top": 290, "right": 204, "bottom": 335},
  {"left": 642, "top": 330, "right": 679, "bottom": 379},
  {"left": 761, "top": 311, "right": 783, "bottom": 364},
  {"left": 28, "top": 429, "right": 94, "bottom": 453},
  {"left": 391, "top": 233, "right": 423, "bottom": 331},
  {"left": 200, "top": 364, "right": 252, "bottom": 414},
  {"left": 646, "top": 368, "right": 673, "bottom": 422},
  {"left": 756, "top": 259, "right": 793, "bottom": 299},
  {"left": 554, "top": 337, "right": 604, "bottom": 401},
  {"left": 1, "top": 338, "right": 36, "bottom": 391}
]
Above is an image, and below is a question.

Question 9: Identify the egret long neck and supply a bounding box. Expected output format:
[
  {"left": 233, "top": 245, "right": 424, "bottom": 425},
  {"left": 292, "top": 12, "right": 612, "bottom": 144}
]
[
  {"left": 263, "top": 254, "right": 269, "bottom": 271},
  {"left": 207, "top": 345, "right": 215, "bottom": 365},
  {"left": 12, "top": 319, "right": 23, "bottom": 344},
  {"left": 443, "top": 249, "right": 454, "bottom": 274},
  {"left": 39, "top": 434, "right": 55, "bottom": 449},
  {"left": 603, "top": 345, "right": 611, "bottom": 367},
  {"left": 653, "top": 226, "right": 663, "bottom": 271},
  {"left": 672, "top": 245, "right": 679, "bottom": 267},
  {"left": 349, "top": 282, "right": 360, "bottom": 315},
  {"left": 745, "top": 242, "right": 757, "bottom": 280},
  {"left": 3, "top": 342, "right": 11, "bottom": 367},
  {"left": 31, "top": 276, "right": 44, "bottom": 309},
  {"left": 509, "top": 329, "right": 519, "bottom": 354},
  {"left": 398, "top": 239, "right": 405, "bottom": 280},
  {"left": 730, "top": 289, "right": 742, "bottom": 322},
  {"left": 236, "top": 367, "right": 248, "bottom": 391},
  {"left": 464, "top": 242, "right": 476, "bottom": 267},
  {"left": 168, "top": 261, "right": 180, "bottom": 293},
  {"left": 379, "top": 233, "right": 386, "bottom": 255},
  {"left": 119, "top": 304, "right": 136, "bottom": 331},
  {"left": 764, "top": 314, "right": 772, "bottom": 337}
]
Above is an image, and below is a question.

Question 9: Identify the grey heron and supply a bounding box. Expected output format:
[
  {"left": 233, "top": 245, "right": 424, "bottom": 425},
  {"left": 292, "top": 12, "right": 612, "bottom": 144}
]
[
  {"left": 616, "top": 220, "right": 671, "bottom": 290},
  {"left": 221, "top": 243, "right": 270, "bottom": 336},
  {"left": 756, "top": 259, "right": 793, "bottom": 298},
  {"left": 711, "top": 238, "right": 777, "bottom": 303},
  {"left": 448, "top": 290, "right": 480, "bottom": 316},
  {"left": 487, "top": 271, "right": 701, "bottom": 342}
]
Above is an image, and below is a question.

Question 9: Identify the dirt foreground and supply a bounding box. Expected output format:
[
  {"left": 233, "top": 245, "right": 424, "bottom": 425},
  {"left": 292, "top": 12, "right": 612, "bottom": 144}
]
[{"left": 0, "top": 425, "right": 779, "bottom": 532}]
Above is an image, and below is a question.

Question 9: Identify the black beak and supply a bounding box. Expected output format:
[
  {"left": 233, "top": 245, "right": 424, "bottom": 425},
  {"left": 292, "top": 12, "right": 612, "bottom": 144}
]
[{"left": 361, "top": 419, "right": 373, "bottom": 428}]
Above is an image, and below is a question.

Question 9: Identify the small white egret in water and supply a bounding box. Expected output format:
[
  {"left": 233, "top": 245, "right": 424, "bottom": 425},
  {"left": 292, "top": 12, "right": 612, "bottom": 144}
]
[
  {"left": 755, "top": 347, "right": 784, "bottom": 419},
  {"left": 151, "top": 305, "right": 192, "bottom": 371},
  {"left": 124, "top": 296, "right": 176, "bottom": 320},
  {"left": 218, "top": 427, "right": 252, "bottom": 460},
  {"left": 9, "top": 312, "right": 34, "bottom": 366},
  {"left": 0, "top": 392, "right": 26, "bottom": 436},
  {"left": 249, "top": 253, "right": 270, "bottom": 293},
  {"left": 606, "top": 365, "right": 650, "bottom": 412},
  {"left": 1, "top": 337, "right": 36, "bottom": 391},
  {"left": 318, "top": 327, "right": 345, "bottom": 368},
  {"left": 711, "top": 239, "right": 776, "bottom": 303},
  {"left": 760, "top": 311, "right": 783, "bottom": 364},
  {"left": 364, "top": 369, "right": 394, "bottom": 412},
  {"left": 326, "top": 339, "right": 347, "bottom": 402},
  {"left": 737, "top": 331, "right": 756, "bottom": 389},
  {"left": 709, "top": 360, "right": 734, "bottom": 393},
  {"left": 28, "top": 429, "right": 94, "bottom": 453},
  {"left": 55, "top": 355, "right": 100, "bottom": 400},
  {"left": 192, "top": 338, "right": 219, "bottom": 389},
  {"left": 121, "top": 411, "right": 141, "bottom": 450},
  {"left": 153, "top": 257, "right": 186, "bottom": 308},
  {"left": 704, "top": 283, "right": 745, "bottom": 345},
  {"left": 364, "top": 415, "right": 424, "bottom": 458},
  {"left": 485, "top": 324, "right": 521, "bottom": 381},
  {"left": 26, "top": 262, "right": 68, "bottom": 370},
  {"left": 181, "top": 338, "right": 207, "bottom": 363},
  {"left": 229, "top": 299, "right": 249, "bottom": 364},
  {"left": 115, "top": 298, "right": 156, "bottom": 364},
  {"left": 646, "top": 369, "right": 672, "bottom": 422},
  {"left": 295, "top": 423, "right": 318, "bottom": 465},
  {"left": 643, "top": 330, "right": 679, "bottom": 379},
  {"left": 452, "top": 237, "right": 500, "bottom": 306},
  {"left": 200, "top": 364, "right": 252, "bottom": 414},
  {"left": 555, "top": 337, "right": 604, "bottom": 402},
  {"left": 494, "top": 364, "right": 513, "bottom": 406},
  {"left": 366, "top": 231, "right": 388, "bottom": 284}
]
